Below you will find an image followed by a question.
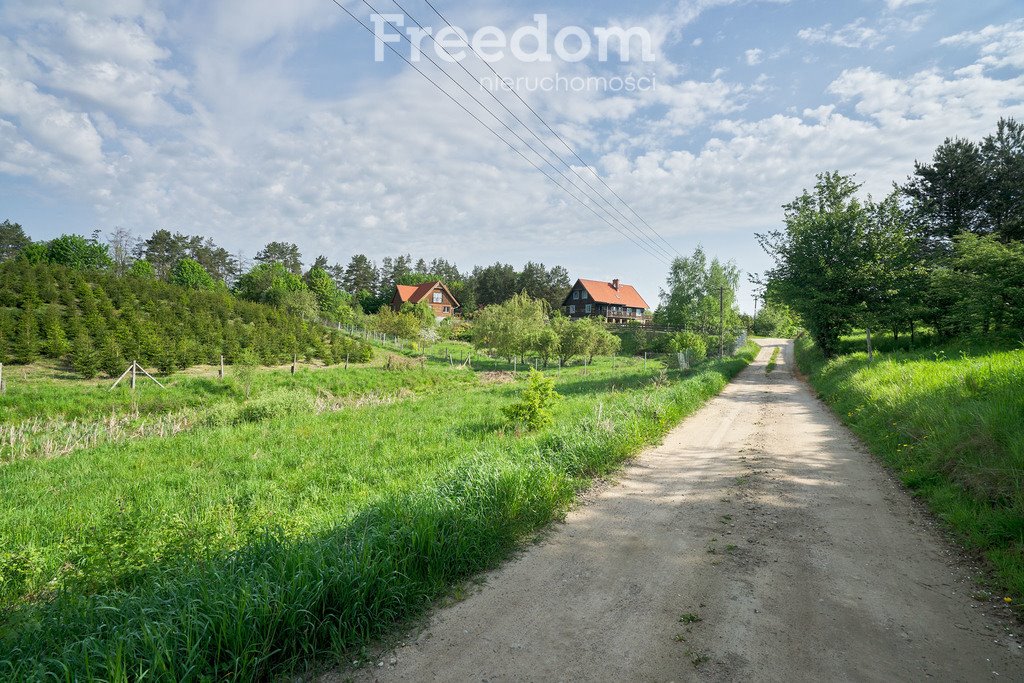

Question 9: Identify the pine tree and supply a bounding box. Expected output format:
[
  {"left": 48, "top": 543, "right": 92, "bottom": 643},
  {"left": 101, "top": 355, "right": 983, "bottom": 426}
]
[
  {"left": 41, "top": 305, "right": 70, "bottom": 358},
  {"left": 13, "top": 306, "right": 39, "bottom": 364},
  {"left": 71, "top": 331, "right": 99, "bottom": 379},
  {"left": 99, "top": 334, "right": 126, "bottom": 377}
]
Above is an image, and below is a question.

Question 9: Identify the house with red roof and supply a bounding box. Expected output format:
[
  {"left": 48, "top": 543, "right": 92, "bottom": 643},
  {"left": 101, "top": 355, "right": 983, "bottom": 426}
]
[
  {"left": 391, "top": 281, "right": 461, "bottom": 320},
  {"left": 561, "top": 278, "right": 650, "bottom": 325}
]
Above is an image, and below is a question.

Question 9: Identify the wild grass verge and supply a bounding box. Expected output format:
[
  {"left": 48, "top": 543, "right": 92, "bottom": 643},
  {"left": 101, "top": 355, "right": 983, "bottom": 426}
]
[
  {"left": 765, "top": 348, "right": 780, "bottom": 374},
  {"left": 0, "top": 344, "right": 756, "bottom": 681},
  {"left": 795, "top": 336, "right": 1024, "bottom": 601}
]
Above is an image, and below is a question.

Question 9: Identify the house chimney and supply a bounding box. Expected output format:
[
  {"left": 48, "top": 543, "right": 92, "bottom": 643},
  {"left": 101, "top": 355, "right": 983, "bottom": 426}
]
[{"left": 612, "top": 278, "right": 620, "bottom": 290}]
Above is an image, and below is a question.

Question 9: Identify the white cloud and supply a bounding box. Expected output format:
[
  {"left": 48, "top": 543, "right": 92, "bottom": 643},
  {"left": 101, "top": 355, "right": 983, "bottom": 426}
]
[
  {"left": 744, "top": 48, "right": 764, "bottom": 65},
  {"left": 885, "top": 0, "right": 930, "bottom": 9},
  {"left": 798, "top": 19, "right": 884, "bottom": 49},
  {"left": 940, "top": 19, "right": 1024, "bottom": 71}
]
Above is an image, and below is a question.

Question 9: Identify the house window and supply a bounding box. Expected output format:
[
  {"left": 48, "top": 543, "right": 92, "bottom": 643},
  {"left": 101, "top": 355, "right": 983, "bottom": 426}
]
[
  {"left": 569, "top": 304, "right": 576, "bottom": 314},
  {"left": 432, "top": 291, "right": 442, "bottom": 304},
  {"left": 585, "top": 303, "right": 592, "bottom": 313},
  {"left": 636, "top": 309, "right": 643, "bottom": 317},
  {"left": 581, "top": 291, "right": 588, "bottom": 299},
  {"left": 443, "top": 306, "right": 450, "bottom": 313},
  {"left": 572, "top": 290, "right": 579, "bottom": 300}
]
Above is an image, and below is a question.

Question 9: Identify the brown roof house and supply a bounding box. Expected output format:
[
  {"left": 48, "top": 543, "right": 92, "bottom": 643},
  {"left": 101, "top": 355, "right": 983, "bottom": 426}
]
[
  {"left": 561, "top": 278, "right": 650, "bottom": 324},
  {"left": 391, "top": 281, "right": 460, "bottom": 320}
]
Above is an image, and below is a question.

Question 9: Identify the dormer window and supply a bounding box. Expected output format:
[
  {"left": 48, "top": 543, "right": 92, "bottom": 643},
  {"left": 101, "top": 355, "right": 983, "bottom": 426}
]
[{"left": 432, "top": 291, "right": 442, "bottom": 304}]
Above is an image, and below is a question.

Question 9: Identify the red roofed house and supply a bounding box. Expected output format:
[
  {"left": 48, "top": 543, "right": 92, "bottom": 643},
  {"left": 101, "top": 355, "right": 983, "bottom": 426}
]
[
  {"left": 391, "top": 281, "right": 460, "bottom": 320},
  {"left": 562, "top": 278, "right": 650, "bottom": 325}
]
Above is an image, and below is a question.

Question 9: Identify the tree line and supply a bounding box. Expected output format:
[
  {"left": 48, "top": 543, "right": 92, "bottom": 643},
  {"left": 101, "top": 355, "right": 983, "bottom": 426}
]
[
  {"left": 758, "top": 117, "right": 1024, "bottom": 357},
  {"left": 0, "top": 224, "right": 573, "bottom": 318},
  {"left": 0, "top": 257, "right": 371, "bottom": 378}
]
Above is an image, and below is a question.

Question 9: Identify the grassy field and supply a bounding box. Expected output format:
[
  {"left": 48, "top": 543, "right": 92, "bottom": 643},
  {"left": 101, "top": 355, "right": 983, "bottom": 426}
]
[
  {"left": 795, "top": 336, "right": 1024, "bottom": 601},
  {"left": 0, "top": 341, "right": 757, "bottom": 681}
]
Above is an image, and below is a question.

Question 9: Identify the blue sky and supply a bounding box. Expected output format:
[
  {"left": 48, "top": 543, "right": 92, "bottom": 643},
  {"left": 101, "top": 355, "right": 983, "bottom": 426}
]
[{"left": 1, "top": 0, "right": 1023, "bottom": 311}]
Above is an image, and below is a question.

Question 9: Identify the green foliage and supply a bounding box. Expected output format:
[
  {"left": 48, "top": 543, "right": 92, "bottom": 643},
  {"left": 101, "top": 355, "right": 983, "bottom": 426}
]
[
  {"left": 503, "top": 369, "right": 560, "bottom": 430},
  {"left": 0, "top": 259, "right": 369, "bottom": 372},
  {"left": 929, "top": 234, "right": 1024, "bottom": 337},
  {"left": 903, "top": 117, "right": 1024, "bottom": 245},
  {"left": 473, "top": 292, "right": 548, "bottom": 361},
  {"left": 255, "top": 241, "right": 303, "bottom": 275},
  {"left": 669, "top": 330, "right": 708, "bottom": 362},
  {"left": 170, "top": 258, "right": 217, "bottom": 290},
  {"left": 305, "top": 266, "right": 353, "bottom": 322},
  {"left": 70, "top": 331, "right": 99, "bottom": 379},
  {"left": 126, "top": 259, "right": 156, "bottom": 279},
  {"left": 42, "top": 234, "right": 113, "bottom": 270},
  {"left": 660, "top": 245, "right": 742, "bottom": 334},
  {"left": 751, "top": 300, "right": 800, "bottom": 337},
  {"left": 370, "top": 307, "right": 426, "bottom": 340},
  {"left": 98, "top": 335, "right": 126, "bottom": 377},
  {"left": 12, "top": 307, "right": 38, "bottom": 364},
  {"left": 0, "top": 220, "right": 30, "bottom": 262},
  {"left": 758, "top": 172, "right": 877, "bottom": 357}
]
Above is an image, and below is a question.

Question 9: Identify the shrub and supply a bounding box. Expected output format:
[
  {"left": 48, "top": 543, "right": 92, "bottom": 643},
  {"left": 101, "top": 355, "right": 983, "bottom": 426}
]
[
  {"left": 670, "top": 331, "right": 708, "bottom": 363},
  {"left": 503, "top": 369, "right": 560, "bottom": 431}
]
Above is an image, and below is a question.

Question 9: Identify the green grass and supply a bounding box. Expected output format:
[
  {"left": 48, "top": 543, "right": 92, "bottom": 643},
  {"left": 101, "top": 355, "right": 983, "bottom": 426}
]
[
  {"left": 0, "top": 361, "right": 477, "bottom": 424},
  {"left": 0, "top": 343, "right": 757, "bottom": 681},
  {"left": 765, "top": 348, "right": 780, "bottom": 374},
  {"left": 795, "top": 336, "right": 1024, "bottom": 600}
]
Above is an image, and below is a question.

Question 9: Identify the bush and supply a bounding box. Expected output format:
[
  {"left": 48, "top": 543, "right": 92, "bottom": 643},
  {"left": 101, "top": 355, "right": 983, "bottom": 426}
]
[
  {"left": 503, "top": 369, "right": 560, "bottom": 431},
  {"left": 669, "top": 331, "right": 707, "bottom": 362}
]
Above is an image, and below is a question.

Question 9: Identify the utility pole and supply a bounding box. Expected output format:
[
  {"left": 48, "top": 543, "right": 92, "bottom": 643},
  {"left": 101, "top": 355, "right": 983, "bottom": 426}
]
[{"left": 719, "top": 287, "right": 725, "bottom": 358}]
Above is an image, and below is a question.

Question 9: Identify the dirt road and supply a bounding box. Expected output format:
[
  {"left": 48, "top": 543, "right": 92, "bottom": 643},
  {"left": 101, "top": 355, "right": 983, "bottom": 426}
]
[{"left": 339, "top": 340, "right": 1022, "bottom": 682}]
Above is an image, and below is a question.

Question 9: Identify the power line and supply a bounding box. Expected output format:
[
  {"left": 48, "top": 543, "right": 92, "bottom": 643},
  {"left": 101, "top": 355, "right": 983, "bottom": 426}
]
[
  {"left": 387, "top": 0, "right": 675, "bottom": 262},
  {"left": 351, "top": 0, "right": 673, "bottom": 263},
  {"left": 326, "top": 0, "right": 672, "bottom": 265},
  {"left": 420, "top": 0, "right": 682, "bottom": 260}
]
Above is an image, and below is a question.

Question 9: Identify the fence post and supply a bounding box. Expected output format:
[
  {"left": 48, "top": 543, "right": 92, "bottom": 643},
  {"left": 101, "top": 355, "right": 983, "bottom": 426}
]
[
  {"left": 219, "top": 355, "right": 224, "bottom": 380},
  {"left": 0, "top": 362, "right": 4, "bottom": 393},
  {"left": 131, "top": 361, "right": 137, "bottom": 390},
  {"left": 291, "top": 354, "right": 296, "bottom": 375}
]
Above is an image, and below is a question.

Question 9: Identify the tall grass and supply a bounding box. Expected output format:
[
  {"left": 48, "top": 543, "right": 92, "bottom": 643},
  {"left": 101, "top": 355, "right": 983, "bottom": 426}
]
[
  {"left": 0, "top": 345, "right": 757, "bottom": 680},
  {"left": 795, "top": 337, "right": 1024, "bottom": 598}
]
